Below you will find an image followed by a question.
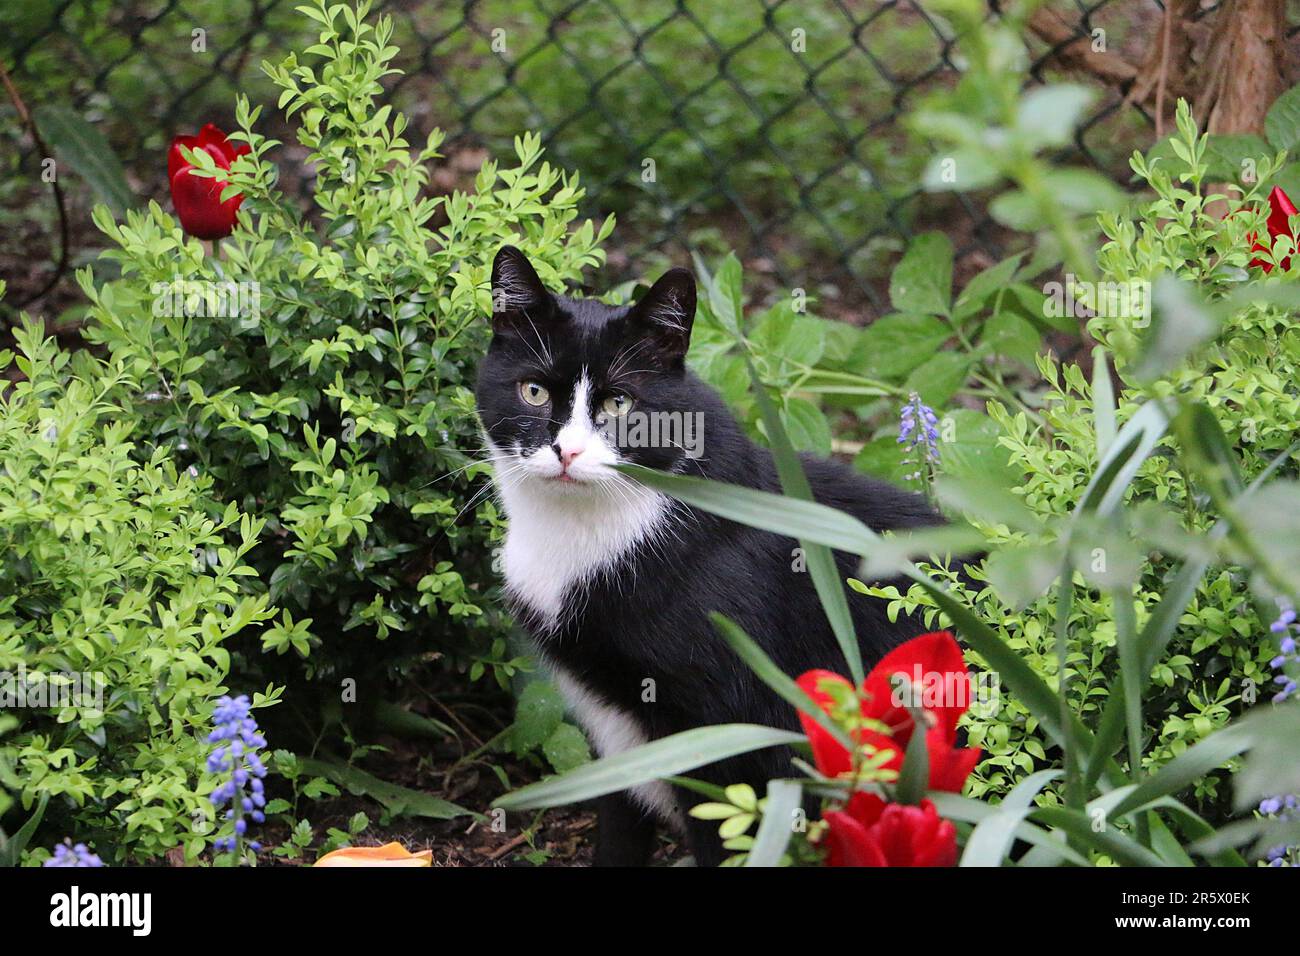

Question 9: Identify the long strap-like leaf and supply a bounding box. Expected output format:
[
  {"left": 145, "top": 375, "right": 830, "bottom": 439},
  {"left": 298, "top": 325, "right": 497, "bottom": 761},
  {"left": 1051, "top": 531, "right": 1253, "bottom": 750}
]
[
  {"left": 494, "top": 724, "right": 806, "bottom": 810},
  {"left": 960, "top": 769, "right": 1062, "bottom": 866},
  {"left": 744, "top": 779, "right": 804, "bottom": 867},
  {"left": 748, "top": 358, "right": 864, "bottom": 684}
]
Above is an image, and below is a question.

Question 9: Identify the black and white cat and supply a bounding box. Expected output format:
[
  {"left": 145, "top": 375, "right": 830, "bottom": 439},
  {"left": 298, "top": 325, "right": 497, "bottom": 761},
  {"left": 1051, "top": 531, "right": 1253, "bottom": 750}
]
[{"left": 476, "top": 246, "right": 945, "bottom": 866}]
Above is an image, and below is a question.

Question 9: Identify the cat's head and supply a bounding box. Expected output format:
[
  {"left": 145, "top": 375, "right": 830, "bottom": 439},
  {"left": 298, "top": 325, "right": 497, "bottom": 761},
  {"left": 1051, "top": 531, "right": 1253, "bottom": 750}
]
[{"left": 475, "top": 246, "right": 701, "bottom": 494}]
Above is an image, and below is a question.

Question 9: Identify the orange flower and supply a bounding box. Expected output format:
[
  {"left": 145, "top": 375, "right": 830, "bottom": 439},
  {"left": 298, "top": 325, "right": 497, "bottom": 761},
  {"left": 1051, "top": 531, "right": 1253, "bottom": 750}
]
[{"left": 313, "top": 842, "right": 432, "bottom": 867}]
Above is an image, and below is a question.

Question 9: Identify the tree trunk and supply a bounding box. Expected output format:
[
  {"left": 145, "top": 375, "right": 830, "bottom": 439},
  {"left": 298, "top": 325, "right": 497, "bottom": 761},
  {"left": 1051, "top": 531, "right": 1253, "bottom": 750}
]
[{"left": 1196, "top": 0, "right": 1288, "bottom": 135}]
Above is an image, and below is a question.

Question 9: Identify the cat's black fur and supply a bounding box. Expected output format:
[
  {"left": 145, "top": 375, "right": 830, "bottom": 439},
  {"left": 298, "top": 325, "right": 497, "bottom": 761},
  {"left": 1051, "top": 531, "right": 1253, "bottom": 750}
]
[{"left": 476, "top": 246, "right": 944, "bottom": 866}]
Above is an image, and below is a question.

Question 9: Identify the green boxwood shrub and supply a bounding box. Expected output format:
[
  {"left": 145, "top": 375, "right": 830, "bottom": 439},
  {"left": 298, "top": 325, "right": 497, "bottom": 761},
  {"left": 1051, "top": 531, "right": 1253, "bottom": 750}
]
[{"left": 0, "top": 315, "right": 278, "bottom": 864}]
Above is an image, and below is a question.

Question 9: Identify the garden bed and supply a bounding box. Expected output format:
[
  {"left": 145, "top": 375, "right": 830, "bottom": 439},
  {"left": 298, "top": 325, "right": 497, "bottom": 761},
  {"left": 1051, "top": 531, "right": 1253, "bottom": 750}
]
[{"left": 4, "top": 0, "right": 1300, "bottom": 875}]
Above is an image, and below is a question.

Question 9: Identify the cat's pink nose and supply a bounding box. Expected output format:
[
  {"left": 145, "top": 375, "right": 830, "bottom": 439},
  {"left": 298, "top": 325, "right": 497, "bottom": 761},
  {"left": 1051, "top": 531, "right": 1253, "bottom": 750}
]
[{"left": 554, "top": 442, "right": 585, "bottom": 468}]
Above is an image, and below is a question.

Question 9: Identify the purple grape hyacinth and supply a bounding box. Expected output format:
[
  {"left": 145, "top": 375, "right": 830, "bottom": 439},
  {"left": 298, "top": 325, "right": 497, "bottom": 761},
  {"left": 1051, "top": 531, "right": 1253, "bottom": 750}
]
[
  {"left": 898, "top": 392, "right": 941, "bottom": 486},
  {"left": 1269, "top": 601, "right": 1298, "bottom": 702},
  {"left": 206, "top": 694, "right": 267, "bottom": 855},
  {"left": 43, "top": 839, "right": 103, "bottom": 867},
  {"left": 1259, "top": 794, "right": 1299, "bottom": 867},
  {"left": 1256, "top": 602, "right": 1300, "bottom": 866},
  {"left": 898, "top": 392, "right": 941, "bottom": 459}
]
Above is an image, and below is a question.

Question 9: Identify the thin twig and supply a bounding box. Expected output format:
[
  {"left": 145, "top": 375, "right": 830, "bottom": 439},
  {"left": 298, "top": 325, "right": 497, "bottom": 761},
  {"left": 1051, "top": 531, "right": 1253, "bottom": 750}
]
[
  {"left": 0, "top": 59, "right": 70, "bottom": 313},
  {"left": 1154, "top": 2, "right": 1174, "bottom": 139},
  {"left": 482, "top": 831, "right": 529, "bottom": 862}
]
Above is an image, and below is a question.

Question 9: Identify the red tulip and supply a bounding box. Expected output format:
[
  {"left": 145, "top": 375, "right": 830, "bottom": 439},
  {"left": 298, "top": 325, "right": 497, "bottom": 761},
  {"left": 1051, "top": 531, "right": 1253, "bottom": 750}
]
[
  {"left": 822, "top": 799, "right": 957, "bottom": 867},
  {"left": 168, "top": 123, "right": 250, "bottom": 240},
  {"left": 1249, "top": 185, "right": 1297, "bottom": 272},
  {"left": 795, "top": 631, "right": 981, "bottom": 822}
]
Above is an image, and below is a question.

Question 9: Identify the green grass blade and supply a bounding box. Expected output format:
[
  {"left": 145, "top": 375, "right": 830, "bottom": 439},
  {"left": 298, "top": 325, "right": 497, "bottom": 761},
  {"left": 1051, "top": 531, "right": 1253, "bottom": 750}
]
[
  {"left": 894, "top": 706, "right": 931, "bottom": 805},
  {"left": 960, "top": 769, "right": 1061, "bottom": 866},
  {"left": 1091, "top": 345, "right": 1116, "bottom": 457},
  {"left": 494, "top": 724, "right": 806, "bottom": 810},
  {"left": 929, "top": 792, "right": 1090, "bottom": 866},
  {"left": 744, "top": 779, "right": 804, "bottom": 867},
  {"left": 1083, "top": 441, "right": 1295, "bottom": 789},
  {"left": 748, "top": 358, "right": 863, "bottom": 683},
  {"left": 1077, "top": 400, "right": 1168, "bottom": 517},
  {"left": 1111, "top": 582, "right": 1146, "bottom": 846},
  {"left": 617, "top": 464, "right": 879, "bottom": 553},
  {"left": 902, "top": 569, "right": 1092, "bottom": 755},
  {"left": 1029, "top": 806, "right": 1167, "bottom": 866},
  {"left": 1106, "top": 722, "right": 1251, "bottom": 820},
  {"left": 36, "top": 106, "right": 135, "bottom": 216},
  {"left": 298, "top": 756, "right": 471, "bottom": 820},
  {"left": 621, "top": 463, "right": 1095, "bottom": 765},
  {"left": 709, "top": 612, "right": 854, "bottom": 752},
  {"left": 0, "top": 792, "right": 49, "bottom": 867},
  {"left": 1145, "top": 797, "right": 1244, "bottom": 866}
]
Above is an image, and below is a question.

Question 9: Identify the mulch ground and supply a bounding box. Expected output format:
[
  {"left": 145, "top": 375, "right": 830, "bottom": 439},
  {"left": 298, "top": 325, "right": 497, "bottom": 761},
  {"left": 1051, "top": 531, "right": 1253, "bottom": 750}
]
[
  {"left": 224, "top": 664, "right": 693, "bottom": 868},
  {"left": 254, "top": 738, "right": 689, "bottom": 868}
]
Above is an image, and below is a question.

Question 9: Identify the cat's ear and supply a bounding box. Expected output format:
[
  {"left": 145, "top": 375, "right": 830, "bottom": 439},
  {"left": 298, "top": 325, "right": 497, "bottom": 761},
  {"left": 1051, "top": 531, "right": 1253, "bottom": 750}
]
[
  {"left": 629, "top": 267, "right": 696, "bottom": 362},
  {"left": 490, "top": 245, "right": 553, "bottom": 331}
]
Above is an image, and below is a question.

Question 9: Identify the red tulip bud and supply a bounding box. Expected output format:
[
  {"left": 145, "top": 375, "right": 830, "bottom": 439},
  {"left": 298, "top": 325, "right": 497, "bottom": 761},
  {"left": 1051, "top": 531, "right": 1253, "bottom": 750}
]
[
  {"left": 168, "top": 123, "right": 250, "bottom": 240},
  {"left": 1249, "top": 185, "right": 1297, "bottom": 273}
]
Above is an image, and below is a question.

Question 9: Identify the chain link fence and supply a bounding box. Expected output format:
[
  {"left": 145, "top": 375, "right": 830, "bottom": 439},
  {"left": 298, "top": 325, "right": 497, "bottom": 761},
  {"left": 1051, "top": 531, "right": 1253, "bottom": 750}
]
[{"left": 0, "top": 0, "right": 1257, "bottom": 319}]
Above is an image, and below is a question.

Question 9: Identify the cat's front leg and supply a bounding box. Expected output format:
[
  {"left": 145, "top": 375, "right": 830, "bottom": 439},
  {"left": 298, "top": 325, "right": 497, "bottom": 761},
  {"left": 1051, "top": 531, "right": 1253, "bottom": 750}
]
[
  {"left": 592, "top": 791, "right": 658, "bottom": 866},
  {"left": 683, "top": 813, "right": 725, "bottom": 867}
]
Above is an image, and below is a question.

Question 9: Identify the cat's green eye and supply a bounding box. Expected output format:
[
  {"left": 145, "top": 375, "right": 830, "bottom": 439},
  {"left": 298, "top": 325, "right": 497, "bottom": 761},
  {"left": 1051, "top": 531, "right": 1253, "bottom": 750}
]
[
  {"left": 602, "top": 393, "right": 632, "bottom": 417},
  {"left": 519, "top": 381, "right": 550, "bottom": 407}
]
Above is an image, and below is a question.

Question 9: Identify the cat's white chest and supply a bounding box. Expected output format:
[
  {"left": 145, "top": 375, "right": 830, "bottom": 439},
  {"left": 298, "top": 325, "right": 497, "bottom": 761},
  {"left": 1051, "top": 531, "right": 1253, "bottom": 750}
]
[{"left": 498, "top": 478, "right": 670, "bottom": 628}]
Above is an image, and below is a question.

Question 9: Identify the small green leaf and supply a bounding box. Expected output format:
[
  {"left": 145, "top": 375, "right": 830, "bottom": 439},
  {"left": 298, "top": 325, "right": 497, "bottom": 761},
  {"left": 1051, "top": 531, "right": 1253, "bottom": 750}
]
[
  {"left": 980, "top": 312, "right": 1040, "bottom": 366},
  {"left": 779, "top": 396, "right": 832, "bottom": 455},
  {"left": 542, "top": 723, "right": 591, "bottom": 773},
  {"left": 1016, "top": 84, "right": 1094, "bottom": 149},
  {"left": 904, "top": 352, "right": 971, "bottom": 407},
  {"left": 689, "top": 802, "right": 743, "bottom": 820},
  {"left": 510, "top": 680, "right": 565, "bottom": 753},
  {"left": 953, "top": 254, "right": 1023, "bottom": 320},
  {"left": 933, "top": 473, "right": 1039, "bottom": 531},
  {"left": 718, "top": 812, "right": 756, "bottom": 840}
]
